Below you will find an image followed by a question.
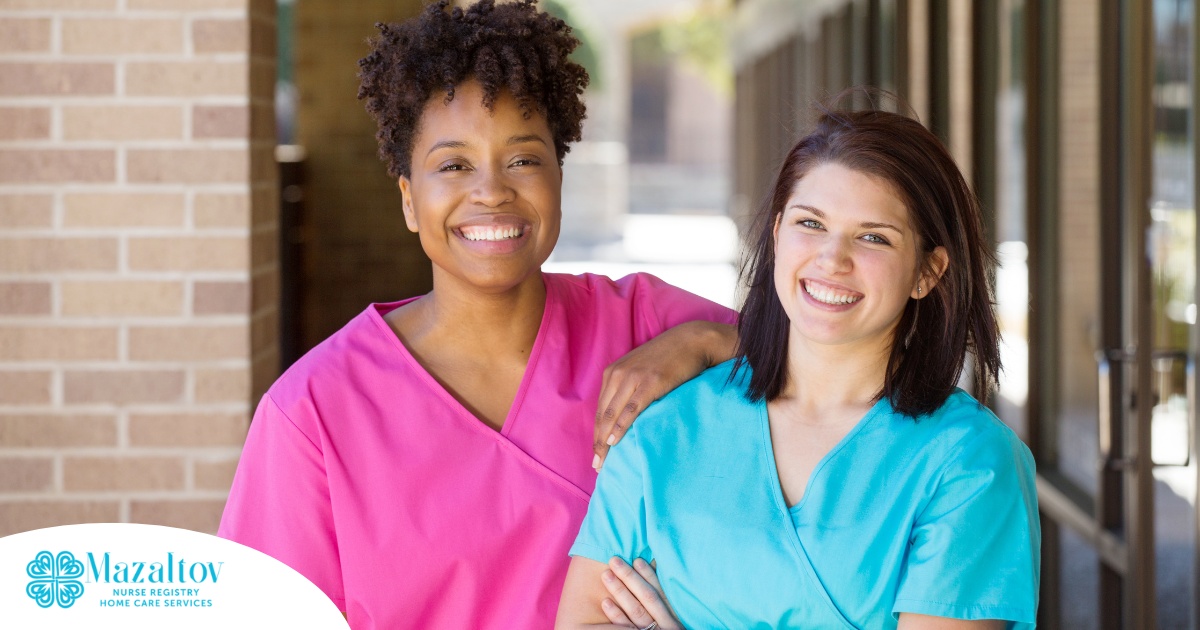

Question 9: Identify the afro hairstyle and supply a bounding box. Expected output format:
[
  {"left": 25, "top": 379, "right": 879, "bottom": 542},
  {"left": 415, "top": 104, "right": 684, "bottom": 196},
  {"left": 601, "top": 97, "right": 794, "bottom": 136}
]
[{"left": 357, "top": 0, "right": 590, "bottom": 179}]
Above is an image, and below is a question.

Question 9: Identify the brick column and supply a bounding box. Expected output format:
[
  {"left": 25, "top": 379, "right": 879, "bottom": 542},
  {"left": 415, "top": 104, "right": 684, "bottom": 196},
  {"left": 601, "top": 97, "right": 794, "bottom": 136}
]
[{"left": 0, "top": 0, "right": 277, "bottom": 535}]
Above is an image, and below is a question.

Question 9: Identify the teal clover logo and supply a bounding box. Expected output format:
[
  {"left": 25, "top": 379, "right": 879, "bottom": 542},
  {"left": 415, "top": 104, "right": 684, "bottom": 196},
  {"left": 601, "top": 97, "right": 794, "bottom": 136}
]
[{"left": 26, "top": 551, "right": 85, "bottom": 608}]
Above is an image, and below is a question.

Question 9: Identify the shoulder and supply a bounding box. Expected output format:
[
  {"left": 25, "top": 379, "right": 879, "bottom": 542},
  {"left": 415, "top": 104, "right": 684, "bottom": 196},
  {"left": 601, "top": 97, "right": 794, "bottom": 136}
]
[
  {"left": 627, "top": 359, "right": 753, "bottom": 444},
  {"left": 545, "top": 271, "right": 677, "bottom": 300},
  {"left": 266, "top": 304, "right": 395, "bottom": 408},
  {"left": 917, "top": 390, "right": 1034, "bottom": 477}
]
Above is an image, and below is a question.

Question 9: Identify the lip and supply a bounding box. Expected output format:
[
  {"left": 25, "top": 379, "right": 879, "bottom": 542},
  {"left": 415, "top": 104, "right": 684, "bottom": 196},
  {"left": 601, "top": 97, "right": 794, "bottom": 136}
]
[
  {"left": 800, "top": 278, "right": 863, "bottom": 311},
  {"left": 452, "top": 213, "right": 533, "bottom": 255}
]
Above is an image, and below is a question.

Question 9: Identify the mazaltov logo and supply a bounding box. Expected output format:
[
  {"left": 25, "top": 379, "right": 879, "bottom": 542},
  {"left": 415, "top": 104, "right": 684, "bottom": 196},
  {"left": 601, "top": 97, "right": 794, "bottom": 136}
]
[{"left": 25, "top": 550, "right": 85, "bottom": 609}]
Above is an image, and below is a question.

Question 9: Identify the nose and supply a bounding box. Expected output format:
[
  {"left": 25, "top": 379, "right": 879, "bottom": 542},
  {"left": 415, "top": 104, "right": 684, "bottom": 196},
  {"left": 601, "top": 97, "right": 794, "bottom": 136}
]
[
  {"left": 816, "top": 236, "right": 853, "bottom": 274},
  {"left": 469, "top": 167, "right": 515, "bottom": 207}
]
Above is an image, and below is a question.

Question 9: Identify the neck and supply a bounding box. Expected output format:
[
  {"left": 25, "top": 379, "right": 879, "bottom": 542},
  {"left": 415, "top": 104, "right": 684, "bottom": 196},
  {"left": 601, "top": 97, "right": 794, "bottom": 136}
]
[
  {"left": 777, "top": 332, "right": 893, "bottom": 414},
  {"left": 398, "top": 268, "right": 547, "bottom": 354}
]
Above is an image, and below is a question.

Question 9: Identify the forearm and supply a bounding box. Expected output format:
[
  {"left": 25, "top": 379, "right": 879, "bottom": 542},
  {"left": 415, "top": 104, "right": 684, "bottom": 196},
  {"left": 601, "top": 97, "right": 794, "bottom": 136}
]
[
  {"left": 555, "top": 557, "right": 617, "bottom": 629},
  {"left": 675, "top": 320, "right": 736, "bottom": 368}
]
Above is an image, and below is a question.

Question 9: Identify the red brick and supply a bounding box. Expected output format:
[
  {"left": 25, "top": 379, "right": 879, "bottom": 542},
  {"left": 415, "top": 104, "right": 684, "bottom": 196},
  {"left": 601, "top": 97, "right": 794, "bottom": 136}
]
[
  {"left": 0, "top": 281, "right": 51, "bottom": 315},
  {"left": 194, "top": 457, "right": 239, "bottom": 491},
  {"left": 61, "top": 280, "right": 183, "bottom": 317},
  {"left": 193, "top": 19, "right": 247, "bottom": 54},
  {"left": 127, "top": 149, "right": 247, "bottom": 184},
  {"left": 0, "top": 194, "right": 52, "bottom": 228},
  {"left": 62, "top": 106, "right": 182, "bottom": 141},
  {"left": 128, "top": 325, "right": 247, "bottom": 361},
  {"left": 0, "top": 0, "right": 115, "bottom": 7},
  {"left": 130, "top": 499, "right": 226, "bottom": 534},
  {"left": 194, "top": 280, "right": 249, "bottom": 314},
  {"left": 0, "top": 501, "right": 120, "bottom": 538},
  {"left": 127, "top": 0, "right": 244, "bottom": 8},
  {"left": 0, "top": 107, "right": 50, "bottom": 140},
  {"left": 0, "top": 371, "right": 51, "bottom": 404},
  {"left": 63, "top": 370, "right": 185, "bottom": 404},
  {"left": 0, "top": 413, "right": 117, "bottom": 447},
  {"left": 0, "top": 63, "right": 114, "bottom": 97},
  {"left": 129, "top": 412, "right": 247, "bottom": 447},
  {"left": 62, "top": 18, "right": 182, "bottom": 55},
  {"left": 128, "top": 237, "right": 247, "bottom": 271},
  {"left": 193, "top": 105, "right": 248, "bottom": 139},
  {"left": 63, "top": 456, "right": 184, "bottom": 492},
  {"left": 195, "top": 193, "right": 249, "bottom": 228},
  {"left": 0, "top": 150, "right": 115, "bottom": 184},
  {"left": 194, "top": 367, "right": 249, "bottom": 404},
  {"left": 0, "top": 327, "right": 118, "bottom": 361},
  {"left": 0, "top": 237, "right": 118, "bottom": 273},
  {"left": 63, "top": 192, "right": 185, "bottom": 228},
  {"left": 0, "top": 18, "right": 49, "bottom": 53},
  {"left": 0, "top": 458, "right": 53, "bottom": 492},
  {"left": 125, "top": 62, "right": 246, "bottom": 97}
]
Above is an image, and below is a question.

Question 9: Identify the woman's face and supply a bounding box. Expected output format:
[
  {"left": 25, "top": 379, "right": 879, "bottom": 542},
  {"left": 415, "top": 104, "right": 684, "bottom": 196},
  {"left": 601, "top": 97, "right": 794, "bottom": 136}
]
[
  {"left": 773, "top": 162, "right": 947, "bottom": 355},
  {"left": 399, "top": 79, "right": 562, "bottom": 295}
]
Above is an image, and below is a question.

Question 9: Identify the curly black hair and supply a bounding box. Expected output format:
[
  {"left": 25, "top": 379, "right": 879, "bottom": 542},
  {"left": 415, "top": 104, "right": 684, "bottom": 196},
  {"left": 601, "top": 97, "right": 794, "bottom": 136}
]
[{"left": 357, "top": 0, "right": 590, "bottom": 179}]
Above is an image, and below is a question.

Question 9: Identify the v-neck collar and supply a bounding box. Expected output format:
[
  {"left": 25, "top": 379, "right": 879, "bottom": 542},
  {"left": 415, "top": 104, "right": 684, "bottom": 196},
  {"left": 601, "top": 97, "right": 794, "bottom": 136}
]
[
  {"left": 761, "top": 396, "right": 888, "bottom": 512},
  {"left": 755, "top": 395, "right": 888, "bottom": 629},
  {"left": 368, "top": 272, "right": 557, "bottom": 440}
]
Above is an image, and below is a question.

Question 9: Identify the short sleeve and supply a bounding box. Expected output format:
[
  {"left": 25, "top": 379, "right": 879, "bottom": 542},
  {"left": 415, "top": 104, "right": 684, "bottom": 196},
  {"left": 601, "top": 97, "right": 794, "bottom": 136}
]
[
  {"left": 569, "top": 427, "right": 652, "bottom": 565},
  {"left": 893, "top": 426, "right": 1040, "bottom": 627},
  {"left": 218, "top": 394, "right": 345, "bottom": 609},
  {"left": 621, "top": 273, "right": 737, "bottom": 344}
]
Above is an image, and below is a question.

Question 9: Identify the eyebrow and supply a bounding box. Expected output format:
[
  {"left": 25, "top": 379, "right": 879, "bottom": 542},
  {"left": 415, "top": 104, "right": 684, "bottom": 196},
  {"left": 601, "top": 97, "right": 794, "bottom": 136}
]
[
  {"left": 424, "top": 135, "right": 548, "bottom": 159},
  {"left": 787, "top": 204, "right": 904, "bottom": 235},
  {"left": 425, "top": 140, "right": 467, "bottom": 158},
  {"left": 507, "top": 134, "right": 548, "bottom": 146}
]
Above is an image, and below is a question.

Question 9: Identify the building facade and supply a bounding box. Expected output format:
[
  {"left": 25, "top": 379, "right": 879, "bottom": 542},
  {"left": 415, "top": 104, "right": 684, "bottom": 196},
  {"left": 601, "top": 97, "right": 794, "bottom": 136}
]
[{"left": 731, "top": 0, "right": 1198, "bottom": 627}]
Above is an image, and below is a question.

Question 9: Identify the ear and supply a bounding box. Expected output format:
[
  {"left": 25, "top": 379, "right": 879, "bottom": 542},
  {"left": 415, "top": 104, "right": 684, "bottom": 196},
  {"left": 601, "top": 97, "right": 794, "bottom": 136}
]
[
  {"left": 398, "top": 177, "right": 418, "bottom": 233},
  {"left": 772, "top": 212, "right": 782, "bottom": 253},
  {"left": 912, "top": 246, "right": 950, "bottom": 300}
]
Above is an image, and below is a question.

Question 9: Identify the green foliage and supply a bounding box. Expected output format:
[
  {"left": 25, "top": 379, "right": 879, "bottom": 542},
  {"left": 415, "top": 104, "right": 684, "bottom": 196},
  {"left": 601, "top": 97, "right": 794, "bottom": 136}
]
[
  {"left": 659, "top": 1, "right": 733, "bottom": 95},
  {"left": 542, "top": 0, "right": 604, "bottom": 89}
]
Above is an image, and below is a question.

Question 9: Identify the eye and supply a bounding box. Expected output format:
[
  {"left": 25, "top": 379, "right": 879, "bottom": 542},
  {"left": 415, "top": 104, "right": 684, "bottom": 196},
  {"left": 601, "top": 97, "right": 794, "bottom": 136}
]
[
  {"left": 510, "top": 157, "right": 541, "bottom": 168},
  {"left": 437, "top": 161, "right": 468, "bottom": 172},
  {"left": 797, "top": 218, "right": 823, "bottom": 230},
  {"left": 861, "top": 233, "right": 891, "bottom": 245}
]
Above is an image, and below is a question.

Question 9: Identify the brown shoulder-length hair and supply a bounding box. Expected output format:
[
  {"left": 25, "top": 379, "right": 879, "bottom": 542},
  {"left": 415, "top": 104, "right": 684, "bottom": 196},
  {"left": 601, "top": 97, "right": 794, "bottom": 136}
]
[{"left": 734, "top": 104, "right": 1000, "bottom": 417}]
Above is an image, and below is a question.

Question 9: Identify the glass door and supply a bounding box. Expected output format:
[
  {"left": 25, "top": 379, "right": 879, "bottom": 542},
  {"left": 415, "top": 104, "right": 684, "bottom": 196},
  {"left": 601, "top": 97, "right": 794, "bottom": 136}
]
[
  {"left": 1149, "top": 1, "right": 1198, "bottom": 626},
  {"left": 1008, "top": 0, "right": 1199, "bottom": 627}
]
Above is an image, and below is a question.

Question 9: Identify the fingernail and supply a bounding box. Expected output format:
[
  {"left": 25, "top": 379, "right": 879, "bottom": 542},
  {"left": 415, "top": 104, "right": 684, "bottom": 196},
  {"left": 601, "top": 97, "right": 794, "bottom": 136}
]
[
  {"left": 633, "top": 558, "right": 647, "bottom": 569},
  {"left": 602, "top": 570, "right": 615, "bottom": 582},
  {"left": 606, "top": 434, "right": 616, "bottom": 445},
  {"left": 591, "top": 454, "right": 600, "bottom": 469}
]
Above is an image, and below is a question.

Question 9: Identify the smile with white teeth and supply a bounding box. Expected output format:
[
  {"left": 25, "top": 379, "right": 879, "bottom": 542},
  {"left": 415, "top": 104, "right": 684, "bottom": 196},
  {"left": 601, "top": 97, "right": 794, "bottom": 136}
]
[
  {"left": 459, "top": 225, "right": 524, "bottom": 241},
  {"left": 804, "top": 280, "right": 863, "bottom": 305}
]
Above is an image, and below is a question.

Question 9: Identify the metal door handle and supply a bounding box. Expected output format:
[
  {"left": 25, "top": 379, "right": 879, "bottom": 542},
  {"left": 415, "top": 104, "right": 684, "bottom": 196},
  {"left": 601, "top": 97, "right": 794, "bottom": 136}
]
[{"left": 1096, "top": 349, "right": 1130, "bottom": 471}]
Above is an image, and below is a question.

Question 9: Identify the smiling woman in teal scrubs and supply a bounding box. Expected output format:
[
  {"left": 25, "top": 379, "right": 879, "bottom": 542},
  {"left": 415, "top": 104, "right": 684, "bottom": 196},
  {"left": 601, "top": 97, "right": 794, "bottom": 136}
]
[{"left": 556, "top": 105, "right": 1040, "bottom": 630}]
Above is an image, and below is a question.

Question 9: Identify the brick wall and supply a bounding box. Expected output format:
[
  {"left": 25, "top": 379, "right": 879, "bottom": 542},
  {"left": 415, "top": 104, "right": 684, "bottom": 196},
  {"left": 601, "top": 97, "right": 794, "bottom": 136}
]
[{"left": 0, "top": 0, "right": 277, "bottom": 536}]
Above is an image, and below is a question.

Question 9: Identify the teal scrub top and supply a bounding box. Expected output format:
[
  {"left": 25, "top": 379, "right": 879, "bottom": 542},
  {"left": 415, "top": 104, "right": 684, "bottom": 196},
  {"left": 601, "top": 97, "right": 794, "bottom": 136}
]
[{"left": 570, "top": 360, "right": 1040, "bottom": 629}]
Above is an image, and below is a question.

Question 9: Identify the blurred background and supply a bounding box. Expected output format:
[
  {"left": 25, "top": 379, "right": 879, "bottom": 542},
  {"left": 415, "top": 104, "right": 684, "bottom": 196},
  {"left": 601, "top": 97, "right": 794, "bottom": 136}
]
[{"left": 0, "top": 0, "right": 1198, "bottom": 627}]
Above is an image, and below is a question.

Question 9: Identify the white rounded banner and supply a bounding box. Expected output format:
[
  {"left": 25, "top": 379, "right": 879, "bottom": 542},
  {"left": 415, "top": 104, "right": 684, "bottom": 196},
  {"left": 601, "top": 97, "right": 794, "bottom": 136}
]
[{"left": 0, "top": 523, "right": 349, "bottom": 629}]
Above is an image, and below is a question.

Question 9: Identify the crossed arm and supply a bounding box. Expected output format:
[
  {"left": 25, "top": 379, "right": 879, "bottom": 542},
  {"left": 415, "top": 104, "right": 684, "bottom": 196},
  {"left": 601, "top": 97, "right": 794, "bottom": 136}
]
[{"left": 556, "top": 556, "right": 1008, "bottom": 630}]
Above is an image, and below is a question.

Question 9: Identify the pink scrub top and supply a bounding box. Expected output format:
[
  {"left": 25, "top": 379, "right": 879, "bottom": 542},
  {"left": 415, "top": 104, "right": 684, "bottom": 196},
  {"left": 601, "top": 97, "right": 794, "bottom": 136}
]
[{"left": 218, "top": 272, "right": 735, "bottom": 629}]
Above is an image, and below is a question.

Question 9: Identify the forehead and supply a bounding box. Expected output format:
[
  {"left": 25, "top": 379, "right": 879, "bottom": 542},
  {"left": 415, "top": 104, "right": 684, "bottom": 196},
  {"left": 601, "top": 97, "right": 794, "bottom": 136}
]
[
  {"left": 414, "top": 80, "right": 551, "bottom": 143},
  {"left": 786, "top": 163, "right": 911, "bottom": 224}
]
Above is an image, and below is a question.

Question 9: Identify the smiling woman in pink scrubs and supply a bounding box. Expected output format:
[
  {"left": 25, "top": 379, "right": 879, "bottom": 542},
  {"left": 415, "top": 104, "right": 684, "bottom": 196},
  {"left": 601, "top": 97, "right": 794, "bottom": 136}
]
[{"left": 216, "top": 1, "right": 735, "bottom": 629}]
